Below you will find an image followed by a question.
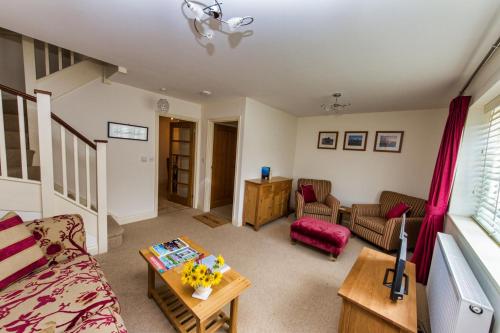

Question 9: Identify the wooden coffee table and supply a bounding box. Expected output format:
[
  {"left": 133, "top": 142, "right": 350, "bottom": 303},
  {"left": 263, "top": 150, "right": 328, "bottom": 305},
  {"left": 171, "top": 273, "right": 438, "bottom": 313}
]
[{"left": 139, "top": 236, "right": 251, "bottom": 333}]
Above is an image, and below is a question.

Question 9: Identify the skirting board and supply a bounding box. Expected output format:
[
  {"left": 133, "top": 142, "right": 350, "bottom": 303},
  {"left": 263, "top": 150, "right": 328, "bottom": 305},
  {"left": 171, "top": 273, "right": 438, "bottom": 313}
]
[{"left": 109, "top": 210, "right": 157, "bottom": 225}]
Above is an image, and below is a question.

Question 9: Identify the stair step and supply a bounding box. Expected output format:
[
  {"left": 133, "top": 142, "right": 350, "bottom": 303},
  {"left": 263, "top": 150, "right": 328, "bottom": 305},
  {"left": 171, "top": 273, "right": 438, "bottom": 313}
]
[
  {"left": 5, "top": 131, "right": 22, "bottom": 149},
  {"left": 2, "top": 99, "right": 20, "bottom": 115},
  {"left": 3, "top": 114, "right": 20, "bottom": 131},
  {"left": 107, "top": 215, "right": 124, "bottom": 249},
  {"left": 6, "top": 166, "right": 41, "bottom": 180},
  {"left": 4, "top": 149, "right": 35, "bottom": 167}
]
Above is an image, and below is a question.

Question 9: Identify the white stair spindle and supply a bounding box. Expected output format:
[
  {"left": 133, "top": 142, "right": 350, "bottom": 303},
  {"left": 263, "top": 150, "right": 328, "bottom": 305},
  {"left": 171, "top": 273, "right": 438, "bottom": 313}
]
[
  {"left": 96, "top": 141, "right": 108, "bottom": 253},
  {"left": 73, "top": 135, "right": 79, "bottom": 203},
  {"left": 85, "top": 145, "right": 91, "bottom": 209},
  {"left": 44, "top": 43, "right": 50, "bottom": 76},
  {"left": 57, "top": 47, "right": 62, "bottom": 71},
  {"left": 70, "top": 51, "right": 75, "bottom": 65},
  {"left": 61, "top": 127, "right": 68, "bottom": 196},
  {"left": 17, "top": 96, "right": 28, "bottom": 179},
  {"left": 0, "top": 91, "right": 7, "bottom": 177}
]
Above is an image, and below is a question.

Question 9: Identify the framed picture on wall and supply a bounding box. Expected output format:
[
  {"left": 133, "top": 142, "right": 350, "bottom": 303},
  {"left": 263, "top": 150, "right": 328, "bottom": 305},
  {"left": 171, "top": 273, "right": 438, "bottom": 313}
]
[
  {"left": 343, "top": 131, "right": 368, "bottom": 151},
  {"left": 108, "top": 122, "right": 149, "bottom": 141},
  {"left": 374, "top": 131, "right": 404, "bottom": 153},
  {"left": 317, "top": 131, "right": 338, "bottom": 149}
]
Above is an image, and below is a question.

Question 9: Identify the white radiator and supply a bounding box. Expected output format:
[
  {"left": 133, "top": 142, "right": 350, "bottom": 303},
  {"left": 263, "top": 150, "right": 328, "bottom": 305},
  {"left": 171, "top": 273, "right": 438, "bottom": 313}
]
[{"left": 427, "top": 233, "right": 493, "bottom": 333}]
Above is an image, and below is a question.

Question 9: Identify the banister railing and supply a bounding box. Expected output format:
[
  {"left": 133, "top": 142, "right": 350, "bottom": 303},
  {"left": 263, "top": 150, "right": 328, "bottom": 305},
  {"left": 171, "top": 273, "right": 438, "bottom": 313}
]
[
  {"left": 0, "top": 83, "right": 36, "bottom": 102},
  {"left": 0, "top": 84, "right": 108, "bottom": 253},
  {"left": 51, "top": 113, "right": 96, "bottom": 150},
  {"left": 0, "top": 84, "right": 96, "bottom": 150}
]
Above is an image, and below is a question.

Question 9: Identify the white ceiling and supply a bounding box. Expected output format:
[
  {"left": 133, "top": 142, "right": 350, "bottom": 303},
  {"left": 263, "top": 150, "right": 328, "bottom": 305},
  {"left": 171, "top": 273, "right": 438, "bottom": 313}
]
[{"left": 1, "top": 0, "right": 499, "bottom": 115}]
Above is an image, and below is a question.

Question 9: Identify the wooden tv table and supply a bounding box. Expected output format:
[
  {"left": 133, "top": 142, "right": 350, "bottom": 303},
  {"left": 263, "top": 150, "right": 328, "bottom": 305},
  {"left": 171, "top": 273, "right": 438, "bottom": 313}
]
[
  {"left": 139, "top": 236, "right": 251, "bottom": 333},
  {"left": 338, "top": 247, "right": 417, "bottom": 333}
]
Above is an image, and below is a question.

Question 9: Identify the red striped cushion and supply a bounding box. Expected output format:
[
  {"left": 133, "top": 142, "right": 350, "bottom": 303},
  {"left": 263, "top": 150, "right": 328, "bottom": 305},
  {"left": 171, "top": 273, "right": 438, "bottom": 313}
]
[{"left": 0, "top": 212, "right": 47, "bottom": 290}]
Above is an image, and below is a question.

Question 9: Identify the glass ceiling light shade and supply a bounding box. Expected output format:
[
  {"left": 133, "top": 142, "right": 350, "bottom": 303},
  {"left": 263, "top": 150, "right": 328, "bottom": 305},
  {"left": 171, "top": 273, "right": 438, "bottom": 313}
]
[
  {"left": 226, "top": 16, "right": 254, "bottom": 31},
  {"left": 182, "top": 0, "right": 254, "bottom": 39},
  {"left": 185, "top": 1, "right": 206, "bottom": 19},
  {"left": 321, "top": 93, "right": 351, "bottom": 113}
]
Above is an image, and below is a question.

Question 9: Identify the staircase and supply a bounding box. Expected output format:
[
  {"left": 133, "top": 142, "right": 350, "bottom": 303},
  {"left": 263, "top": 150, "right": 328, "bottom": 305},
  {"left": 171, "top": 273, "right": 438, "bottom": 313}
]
[
  {"left": 1, "top": 99, "right": 40, "bottom": 180},
  {"left": 0, "top": 28, "right": 118, "bottom": 254}
]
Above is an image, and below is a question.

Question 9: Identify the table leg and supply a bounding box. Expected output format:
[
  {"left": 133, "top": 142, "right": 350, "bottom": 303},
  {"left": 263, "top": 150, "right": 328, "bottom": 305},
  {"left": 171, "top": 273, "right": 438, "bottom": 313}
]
[
  {"left": 196, "top": 318, "right": 205, "bottom": 333},
  {"left": 147, "top": 264, "right": 155, "bottom": 298},
  {"left": 229, "top": 297, "right": 239, "bottom": 333}
]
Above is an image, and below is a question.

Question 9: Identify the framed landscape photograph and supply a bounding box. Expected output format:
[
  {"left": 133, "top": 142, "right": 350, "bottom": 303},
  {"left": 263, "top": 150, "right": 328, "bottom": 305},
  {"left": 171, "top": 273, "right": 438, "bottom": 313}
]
[
  {"left": 374, "top": 131, "right": 404, "bottom": 153},
  {"left": 108, "top": 122, "right": 149, "bottom": 141},
  {"left": 343, "top": 131, "right": 368, "bottom": 151},
  {"left": 317, "top": 131, "right": 338, "bottom": 149}
]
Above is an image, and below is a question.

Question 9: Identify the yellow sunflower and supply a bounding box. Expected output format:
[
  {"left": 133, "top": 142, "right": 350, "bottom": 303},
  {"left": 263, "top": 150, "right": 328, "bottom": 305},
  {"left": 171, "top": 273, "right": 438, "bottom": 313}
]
[
  {"left": 212, "top": 271, "right": 222, "bottom": 285},
  {"left": 183, "top": 261, "right": 194, "bottom": 274},
  {"left": 201, "top": 274, "right": 214, "bottom": 288},
  {"left": 181, "top": 271, "right": 190, "bottom": 285},
  {"left": 215, "top": 255, "right": 225, "bottom": 267},
  {"left": 197, "top": 264, "right": 208, "bottom": 276}
]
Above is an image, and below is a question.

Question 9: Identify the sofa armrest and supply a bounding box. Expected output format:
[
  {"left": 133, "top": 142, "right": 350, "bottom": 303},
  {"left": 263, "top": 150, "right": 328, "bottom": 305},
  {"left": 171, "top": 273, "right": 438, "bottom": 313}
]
[
  {"left": 26, "top": 214, "right": 87, "bottom": 265},
  {"left": 381, "top": 217, "right": 424, "bottom": 251},
  {"left": 350, "top": 204, "right": 381, "bottom": 230},
  {"left": 295, "top": 191, "right": 305, "bottom": 219},
  {"left": 325, "top": 194, "right": 341, "bottom": 223}
]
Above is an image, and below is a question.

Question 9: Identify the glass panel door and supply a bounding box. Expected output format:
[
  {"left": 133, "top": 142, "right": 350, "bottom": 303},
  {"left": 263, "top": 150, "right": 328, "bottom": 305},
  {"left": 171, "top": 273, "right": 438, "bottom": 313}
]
[{"left": 168, "top": 121, "right": 195, "bottom": 206}]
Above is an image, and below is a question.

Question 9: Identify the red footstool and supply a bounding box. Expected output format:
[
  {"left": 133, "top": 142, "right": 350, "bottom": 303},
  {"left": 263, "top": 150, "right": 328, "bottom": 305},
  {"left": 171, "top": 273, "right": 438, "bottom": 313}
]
[{"left": 290, "top": 216, "right": 351, "bottom": 261}]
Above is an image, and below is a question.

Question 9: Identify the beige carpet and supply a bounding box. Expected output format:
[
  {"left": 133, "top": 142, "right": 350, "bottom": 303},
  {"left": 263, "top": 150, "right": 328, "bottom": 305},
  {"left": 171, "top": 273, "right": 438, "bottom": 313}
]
[
  {"left": 95, "top": 208, "right": 378, "bottom": 333},
  {"left": 211, "top": 204, "right": 233, "bottom": 220}
]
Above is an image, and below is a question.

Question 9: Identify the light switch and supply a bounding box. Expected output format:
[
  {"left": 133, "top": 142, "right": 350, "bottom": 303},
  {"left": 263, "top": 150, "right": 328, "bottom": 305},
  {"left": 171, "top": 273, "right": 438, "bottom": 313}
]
[{"left": 140, "top": 156, "right": 147, "bottom": 162}]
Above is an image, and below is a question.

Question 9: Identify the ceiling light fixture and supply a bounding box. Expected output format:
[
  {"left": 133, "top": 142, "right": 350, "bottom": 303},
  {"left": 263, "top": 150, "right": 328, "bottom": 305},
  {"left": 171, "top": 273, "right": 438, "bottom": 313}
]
[
  {"left": 321, "top": 93, "right": 351, "bottom": 113},
  {"left": 183, "top": 0, "right": 254, "bottom": 39}
]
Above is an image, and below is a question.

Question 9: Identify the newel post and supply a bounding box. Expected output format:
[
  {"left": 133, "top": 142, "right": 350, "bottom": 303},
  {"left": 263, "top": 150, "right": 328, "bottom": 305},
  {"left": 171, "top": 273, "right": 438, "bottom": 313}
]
[
  {"left": 35, "top": 90, "right": 55, "bottom": 217},
  {"left": 95, "top": 140, "right": 108, "bottom": 254}
]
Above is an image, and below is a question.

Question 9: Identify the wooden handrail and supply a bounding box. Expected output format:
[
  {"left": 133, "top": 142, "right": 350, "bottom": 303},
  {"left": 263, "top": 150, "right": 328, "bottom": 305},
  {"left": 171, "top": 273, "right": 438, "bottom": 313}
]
[
  {"left": 0, "top": 83, "right": 36, "bottom": 102},
  {"left": 51, "top": 113, "right": 97, "bottom": 149},
  {"left": 0, "top": 83, "right": 97, "bottom": 149}
]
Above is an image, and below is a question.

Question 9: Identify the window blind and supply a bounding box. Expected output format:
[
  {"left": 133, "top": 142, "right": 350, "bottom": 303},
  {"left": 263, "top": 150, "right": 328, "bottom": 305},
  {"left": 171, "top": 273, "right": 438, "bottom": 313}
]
[{"left": 473, "top": 100, "right": 500, "bottom": 244}]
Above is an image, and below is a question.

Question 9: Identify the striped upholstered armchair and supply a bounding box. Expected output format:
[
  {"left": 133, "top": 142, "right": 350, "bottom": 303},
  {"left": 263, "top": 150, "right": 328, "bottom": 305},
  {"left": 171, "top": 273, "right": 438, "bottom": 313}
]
[
  {"left": 350, "top": 191, "right": 426, "bottom": 251},
  {"left": 295, "top": 178, "right": 340, "bottom": 223}
]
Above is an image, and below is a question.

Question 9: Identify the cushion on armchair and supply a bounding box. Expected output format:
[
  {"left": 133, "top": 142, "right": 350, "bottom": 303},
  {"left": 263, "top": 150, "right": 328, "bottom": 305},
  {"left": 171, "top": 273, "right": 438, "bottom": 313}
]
[
  {"left": 385, "top": 202, "right": 411, "bottom": 219},
  {"left": 299, "top": 184, "right": 317, "bottom": 203},
  {"left": 0, "top": 212, "right": 47, "bottom": 290}
]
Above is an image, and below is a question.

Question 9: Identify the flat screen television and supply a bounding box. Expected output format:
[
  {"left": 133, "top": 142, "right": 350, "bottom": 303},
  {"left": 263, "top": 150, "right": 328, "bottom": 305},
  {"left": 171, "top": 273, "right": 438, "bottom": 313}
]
[{"left": 383, "top": 212, "right": 409, "bottom": 301}]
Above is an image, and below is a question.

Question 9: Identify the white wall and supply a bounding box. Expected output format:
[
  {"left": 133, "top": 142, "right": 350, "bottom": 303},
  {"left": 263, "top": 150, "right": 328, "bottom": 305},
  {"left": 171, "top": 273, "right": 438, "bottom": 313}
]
[
  {"left": 237, "top": 98, "right": 297, "bottom": 223},
  {"left": 51, "top": 79, "right": 201, "bottom": 223},
  {"left": 292, "top": 109, "right": 447, "bottom": 206},
  {"left": 198, "top": 98, "right": 246, "bottom": 221}
]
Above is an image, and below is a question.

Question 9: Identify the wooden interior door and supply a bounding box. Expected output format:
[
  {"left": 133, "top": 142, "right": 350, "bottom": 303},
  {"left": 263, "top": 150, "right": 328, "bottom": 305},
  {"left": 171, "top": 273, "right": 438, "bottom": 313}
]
[
  {"left": 167, "top": 121, "right": 195, "bottom": 206},
  {"left": 210, "top": 123, "right": 237, "bottom": 208}
]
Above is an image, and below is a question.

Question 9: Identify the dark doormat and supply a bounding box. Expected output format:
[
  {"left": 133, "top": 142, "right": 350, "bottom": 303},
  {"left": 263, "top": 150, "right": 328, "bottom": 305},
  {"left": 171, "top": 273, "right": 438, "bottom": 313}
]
[{"left": 193, "top": 213, "right": 231, "bottom": 228}]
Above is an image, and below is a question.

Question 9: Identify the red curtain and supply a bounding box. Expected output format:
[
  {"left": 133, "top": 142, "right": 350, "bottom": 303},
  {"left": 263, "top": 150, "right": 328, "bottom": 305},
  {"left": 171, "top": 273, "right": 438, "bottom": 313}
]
[{"left": 411, "top": 95, "right": 471, "bottom": 284}]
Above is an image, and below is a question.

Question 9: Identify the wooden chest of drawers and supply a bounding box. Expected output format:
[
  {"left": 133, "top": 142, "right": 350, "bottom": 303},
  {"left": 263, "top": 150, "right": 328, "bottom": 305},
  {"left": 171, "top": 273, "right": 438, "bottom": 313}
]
[{"left": 243, "top": 177, "right": 292, "bottom": 231}]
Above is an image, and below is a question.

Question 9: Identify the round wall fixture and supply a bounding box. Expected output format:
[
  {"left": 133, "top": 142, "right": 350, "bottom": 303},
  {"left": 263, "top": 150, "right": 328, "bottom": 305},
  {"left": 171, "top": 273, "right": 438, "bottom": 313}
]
[{"left": 157, "top": 98, "right": 170, "bottom": 113}]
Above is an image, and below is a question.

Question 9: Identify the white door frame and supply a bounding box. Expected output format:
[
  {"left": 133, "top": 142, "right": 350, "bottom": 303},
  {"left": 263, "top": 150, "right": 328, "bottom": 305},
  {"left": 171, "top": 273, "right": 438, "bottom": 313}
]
[
  {"left": 203, "top": 116, "right": 243, "bottom": 225},
  {"left": 154, "top": 112, "right": 202, "bottom": 217}
]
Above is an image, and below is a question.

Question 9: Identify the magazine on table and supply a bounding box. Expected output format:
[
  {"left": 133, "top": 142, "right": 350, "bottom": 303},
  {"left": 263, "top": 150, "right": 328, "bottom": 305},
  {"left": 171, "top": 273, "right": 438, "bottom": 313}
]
[{"left": 149, "top": 238, "right": 199, "bottom": 272}]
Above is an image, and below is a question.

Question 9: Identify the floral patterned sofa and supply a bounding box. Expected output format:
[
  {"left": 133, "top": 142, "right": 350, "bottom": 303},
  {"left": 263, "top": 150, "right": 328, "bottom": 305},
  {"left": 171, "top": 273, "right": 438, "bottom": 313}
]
[{"left": 0, "top": 215, "right": 127, "bottom": 333}]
